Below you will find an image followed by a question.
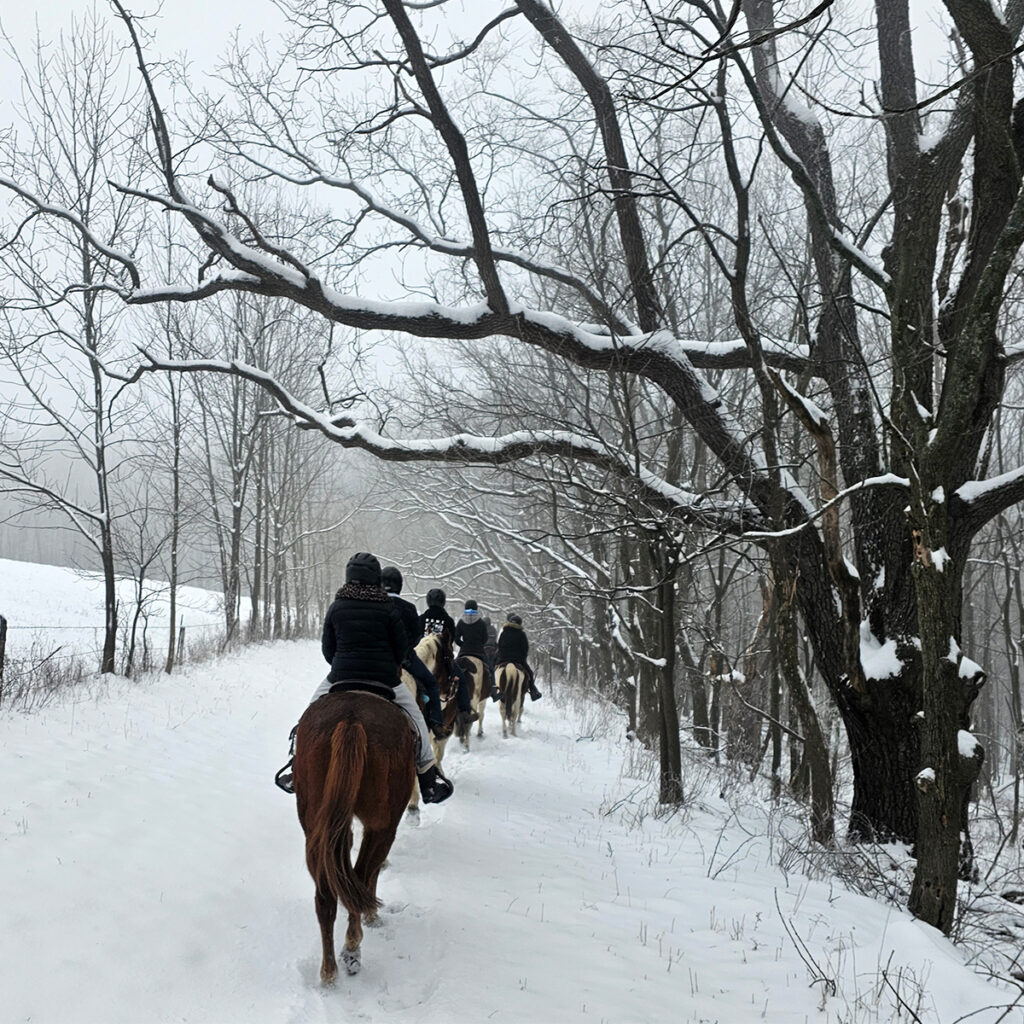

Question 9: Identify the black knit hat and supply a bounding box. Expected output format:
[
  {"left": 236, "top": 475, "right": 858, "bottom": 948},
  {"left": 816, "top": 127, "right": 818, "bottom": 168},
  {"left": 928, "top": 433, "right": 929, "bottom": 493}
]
[
  {"left": 464, "top": 599, "right": 478, "bottom": 611},
  {"left": 381, "top": 566, "right": 403, "bottom": 594},
  {"left": 346, "top": 552, "right": 381, "bottom": 585},
  {"left": 507, "top": 613, "right": 522, "bottom": 625},
  {"left": 426, "top": 588, "right": 446, "bottom": 607}
]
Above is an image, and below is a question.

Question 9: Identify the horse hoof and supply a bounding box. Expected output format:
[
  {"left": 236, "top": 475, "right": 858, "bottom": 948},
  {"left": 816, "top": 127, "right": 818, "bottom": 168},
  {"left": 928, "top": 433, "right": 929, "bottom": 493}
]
[
  {"left": 406, "top": 806, "right": 420, "bottom": 823},
  {"left": 343, "top": 950, "right": 361, "bottom": 975},
  {"left": 321, "top": 962, "right": 338, "bottom": 985},
  {"left": 364, "top": 912, "right": 383, "bottom": 928}
]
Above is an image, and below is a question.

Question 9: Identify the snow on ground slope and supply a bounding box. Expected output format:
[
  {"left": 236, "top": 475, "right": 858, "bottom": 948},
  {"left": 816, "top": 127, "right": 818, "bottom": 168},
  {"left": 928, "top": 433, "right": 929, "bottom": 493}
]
[
  {"left": 1, "top": 637, "right": 1019, "bottom": 1024},
  {"left": 0, "top": 556, "right": 232, "bottom": 664}
]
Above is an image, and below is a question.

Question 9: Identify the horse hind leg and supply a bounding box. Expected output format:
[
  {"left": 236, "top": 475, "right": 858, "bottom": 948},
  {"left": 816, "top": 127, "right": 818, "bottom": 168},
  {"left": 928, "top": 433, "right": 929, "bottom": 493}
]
[
  {"left": 341, "top": 901, "right": 364, "bottom": 975},
  {"left": 355, "top": 826, "right": 397, "bottom": 928},
  {"left": 315, "top": 884, "right": 339, "bottom": 984}
]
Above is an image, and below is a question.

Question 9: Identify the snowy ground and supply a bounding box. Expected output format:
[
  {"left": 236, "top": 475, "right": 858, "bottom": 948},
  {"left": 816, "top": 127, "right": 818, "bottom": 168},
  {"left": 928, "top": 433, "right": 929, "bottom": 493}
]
[
  {"left": 0, "top": 559, "right": 1021, "bottom": 1023},
  {"left": 1, "top": 647, "right": 1020, "bottom": 1023}
]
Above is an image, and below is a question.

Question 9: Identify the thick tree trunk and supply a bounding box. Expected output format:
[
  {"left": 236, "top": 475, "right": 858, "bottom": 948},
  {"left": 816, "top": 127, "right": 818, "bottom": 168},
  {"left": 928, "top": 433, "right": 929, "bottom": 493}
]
[{"left": 844, "top": 688, "right": 920, "bottom": 842}]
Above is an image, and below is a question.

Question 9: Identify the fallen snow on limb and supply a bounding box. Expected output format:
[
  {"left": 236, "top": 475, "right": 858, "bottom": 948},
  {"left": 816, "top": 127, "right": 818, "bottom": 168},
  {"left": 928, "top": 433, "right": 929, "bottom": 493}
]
[
  {"left": 955, "top": 463, "right": 1024, "bottom": 503},
  {"left": 959, "top": 730, "right": 982, "bottom": 758},
  {"left": 860, "top": 621, "right": 903, "bottom": 681}
]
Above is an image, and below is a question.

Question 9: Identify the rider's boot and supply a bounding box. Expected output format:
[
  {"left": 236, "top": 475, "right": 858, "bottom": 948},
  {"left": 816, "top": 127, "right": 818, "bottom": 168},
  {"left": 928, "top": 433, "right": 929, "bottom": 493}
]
[{"left": 418, "top": 764, "right": 454, "bottom": 804}]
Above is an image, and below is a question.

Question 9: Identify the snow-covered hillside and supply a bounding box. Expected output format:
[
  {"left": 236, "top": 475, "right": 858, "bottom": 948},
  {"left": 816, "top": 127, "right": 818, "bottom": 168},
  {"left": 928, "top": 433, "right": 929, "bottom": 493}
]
[
  {"left": 0, "top": 560, "right": 1020, "bottom": 1023},
  {"left": 0, "top": 556, "right": 229, "bottom": 665}
]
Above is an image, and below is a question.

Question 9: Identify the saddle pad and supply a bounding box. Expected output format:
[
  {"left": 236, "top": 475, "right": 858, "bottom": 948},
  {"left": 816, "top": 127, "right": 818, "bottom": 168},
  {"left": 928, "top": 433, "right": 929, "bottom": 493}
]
[{"left": 329, "top": 680, "right": 397, "bottom": 701}]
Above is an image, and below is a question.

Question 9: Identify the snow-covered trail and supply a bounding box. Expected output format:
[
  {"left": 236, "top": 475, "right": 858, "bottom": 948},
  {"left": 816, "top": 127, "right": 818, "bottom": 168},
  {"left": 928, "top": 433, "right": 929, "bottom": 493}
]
[{"left": 0, "top": 641, "right": 1015, "bottom": 1024}]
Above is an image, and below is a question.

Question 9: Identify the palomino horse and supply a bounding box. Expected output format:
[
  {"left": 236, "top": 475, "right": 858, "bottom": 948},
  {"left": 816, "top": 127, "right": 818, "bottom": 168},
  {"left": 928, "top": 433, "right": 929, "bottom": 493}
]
[
  {"left": 401, "top": 633, "right": 457, "bottom": 816},
  {"left": 293, "top": 688, "right": 416, "bottom": 982},
  {"left": 454, "top": 655, "right": 491, "bottom": 750},
  {"left": 496, "top": 662, "right": 525, "bottom": 738}
]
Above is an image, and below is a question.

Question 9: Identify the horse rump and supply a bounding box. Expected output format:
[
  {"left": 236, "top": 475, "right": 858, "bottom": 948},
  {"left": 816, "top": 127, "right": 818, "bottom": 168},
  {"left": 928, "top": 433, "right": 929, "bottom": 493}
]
[{"left": 298, "top": 714, "right": 379, "bottom": 917}]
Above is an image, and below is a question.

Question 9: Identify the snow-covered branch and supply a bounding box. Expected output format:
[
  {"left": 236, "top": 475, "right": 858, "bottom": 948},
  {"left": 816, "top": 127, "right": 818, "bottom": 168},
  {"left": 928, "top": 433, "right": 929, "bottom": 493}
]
[{"left": 120, "top": 352, "right": 761, "bottom": 533}]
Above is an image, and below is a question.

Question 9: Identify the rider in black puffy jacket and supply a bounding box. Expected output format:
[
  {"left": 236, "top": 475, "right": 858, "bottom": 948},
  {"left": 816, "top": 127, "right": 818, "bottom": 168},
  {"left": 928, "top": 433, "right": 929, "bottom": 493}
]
[
  {"left": 382, "top": 566, "right": 444, "bottom": 736},
  {"left": 275, "top": 553, "right": 454, "bottom": 804},
  {"left": 496, "top": 613, "right": 542, "bottom": 701},
  {"left": 456, "top": 599, "right": 499, "bottom": 700}
]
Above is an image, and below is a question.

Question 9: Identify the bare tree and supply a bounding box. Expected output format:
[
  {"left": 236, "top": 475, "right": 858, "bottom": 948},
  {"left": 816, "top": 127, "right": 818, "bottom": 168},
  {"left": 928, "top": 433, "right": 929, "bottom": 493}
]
[{"left": 8, "top": 0, "right": 1024, "bottom": 932}]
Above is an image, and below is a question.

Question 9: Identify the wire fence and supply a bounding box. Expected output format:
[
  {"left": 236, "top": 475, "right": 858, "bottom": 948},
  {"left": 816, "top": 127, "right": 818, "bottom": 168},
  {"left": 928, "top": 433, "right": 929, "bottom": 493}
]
[
  {"left": 0, "top": 611, "right": 236, "bottom": 713},
  {"left": 0, "top": 619, "right": 225, "bottom": 668}
]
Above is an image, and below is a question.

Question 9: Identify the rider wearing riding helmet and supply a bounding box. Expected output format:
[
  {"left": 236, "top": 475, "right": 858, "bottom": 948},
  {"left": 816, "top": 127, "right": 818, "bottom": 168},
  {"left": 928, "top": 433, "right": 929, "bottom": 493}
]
[
  {"left": 381, "top": 565, "right": 445, "bottom": 738},
  {"left": 275, "top": 553, "right": 453, "bottom": 804},
  {"left": 419, "top": 588, "right": 477, "bottom": 723},
  {"left": 497, "top": 612, "right": 542, "bottom": 701},
  {"left": 456, "top": 599, "right": 500, "bottom": 700}
]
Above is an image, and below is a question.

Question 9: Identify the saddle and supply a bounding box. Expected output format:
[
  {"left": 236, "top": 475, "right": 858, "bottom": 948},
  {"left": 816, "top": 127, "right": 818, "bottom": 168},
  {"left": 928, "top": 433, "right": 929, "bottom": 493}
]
[{"left": 328, "top": 679, "right": 397, "bottom": 701}]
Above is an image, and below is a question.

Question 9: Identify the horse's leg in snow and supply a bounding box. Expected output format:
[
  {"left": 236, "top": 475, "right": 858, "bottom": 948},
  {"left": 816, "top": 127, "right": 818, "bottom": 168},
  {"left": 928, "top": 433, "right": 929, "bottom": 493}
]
[
  {"left": 355, "top": 826, "right": 397, "bottom": 928},
  {"left": 342, "top": 908, "right": 362, "bottom": 975},
  {"left": 315, "top": 882, "right": 339, "bottom": 983}
]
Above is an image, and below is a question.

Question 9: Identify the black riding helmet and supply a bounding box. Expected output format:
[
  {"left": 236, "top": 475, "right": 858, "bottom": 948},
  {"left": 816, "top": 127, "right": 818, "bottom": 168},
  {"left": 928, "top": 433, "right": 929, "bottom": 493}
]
[
  {"left": 426, "top": 588, "right": 446, "bottom": 607},
  {"left": 381, "top": 566, "right": 403, "bottom": 594},
  {"left": 507, "top": 613, "right": 522, "bottom": 625},
  {"left": 345, "top": 551, "right": 381, "bottom": 585}
]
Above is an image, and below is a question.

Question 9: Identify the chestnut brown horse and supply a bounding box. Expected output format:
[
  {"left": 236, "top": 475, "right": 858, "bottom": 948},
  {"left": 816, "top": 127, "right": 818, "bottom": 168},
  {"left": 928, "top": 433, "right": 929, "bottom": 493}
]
[
  {"left": 293, "top": 689, "right": 416, "bottom": 982},
  {"left": 496, "top": 662, "right": 525, "bottom": 738}
]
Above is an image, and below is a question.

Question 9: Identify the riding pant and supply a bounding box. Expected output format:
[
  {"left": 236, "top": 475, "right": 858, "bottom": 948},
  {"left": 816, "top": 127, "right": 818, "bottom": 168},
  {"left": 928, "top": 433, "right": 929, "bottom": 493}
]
[
  {"left": 404, "top": 653, "right": 444, "bottom": 728},
  {"left": 308, "top": 676, "right": 436, "bottom": 773}
]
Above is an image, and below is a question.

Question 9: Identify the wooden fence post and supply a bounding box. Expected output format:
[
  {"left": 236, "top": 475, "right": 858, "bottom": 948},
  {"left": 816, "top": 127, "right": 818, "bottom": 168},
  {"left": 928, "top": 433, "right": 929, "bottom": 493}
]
[
  {"left": 0, "top": 614, "right": 7, "bottom": 706},
  {"left": 176, "top": 624, "right": 186, "bottom": 666}
]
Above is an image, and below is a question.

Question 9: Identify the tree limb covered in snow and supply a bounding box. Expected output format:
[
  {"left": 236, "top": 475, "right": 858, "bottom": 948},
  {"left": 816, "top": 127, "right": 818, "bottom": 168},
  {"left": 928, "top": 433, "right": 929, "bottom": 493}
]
[{"left": 116, "top": 351, "right": 764, "bottom": 534}]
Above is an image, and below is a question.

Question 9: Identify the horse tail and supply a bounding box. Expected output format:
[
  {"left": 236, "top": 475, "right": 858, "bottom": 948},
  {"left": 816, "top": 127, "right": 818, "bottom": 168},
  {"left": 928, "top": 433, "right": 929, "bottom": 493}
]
[{"left": 305, "top": 719, "right": 379, "bottom": 917}]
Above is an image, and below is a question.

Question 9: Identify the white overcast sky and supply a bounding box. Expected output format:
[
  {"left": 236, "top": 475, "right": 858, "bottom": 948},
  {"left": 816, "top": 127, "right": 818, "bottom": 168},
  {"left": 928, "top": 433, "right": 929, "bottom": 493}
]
[{"left": 0, "top": 1, "right": 958, "bottom": 123}]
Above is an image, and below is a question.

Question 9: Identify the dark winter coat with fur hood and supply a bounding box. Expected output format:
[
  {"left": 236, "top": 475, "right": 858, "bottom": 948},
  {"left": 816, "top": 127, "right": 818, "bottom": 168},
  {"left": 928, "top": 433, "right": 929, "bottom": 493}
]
[
  {"left": 497, "top": 621, "right": 529, "bottom": 665},
  {"left": 322, "top": 582, "right": 408, "bottom": 687}
]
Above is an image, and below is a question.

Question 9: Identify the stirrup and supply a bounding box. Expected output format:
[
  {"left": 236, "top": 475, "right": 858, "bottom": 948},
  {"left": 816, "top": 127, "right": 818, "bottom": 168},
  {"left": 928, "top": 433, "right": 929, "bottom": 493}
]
[
  {"left": 275, "top": 760, "right": 295, "bottom": 794},
  {"left": 419, "top": 765, "right": 454, "bottom": 804}
]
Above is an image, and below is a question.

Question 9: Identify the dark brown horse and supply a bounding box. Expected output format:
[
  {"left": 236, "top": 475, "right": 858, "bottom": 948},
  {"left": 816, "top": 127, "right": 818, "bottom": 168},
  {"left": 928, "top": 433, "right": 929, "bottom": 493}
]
[{"left": 293, "top": 689, "right": 416, "bottom": 982}]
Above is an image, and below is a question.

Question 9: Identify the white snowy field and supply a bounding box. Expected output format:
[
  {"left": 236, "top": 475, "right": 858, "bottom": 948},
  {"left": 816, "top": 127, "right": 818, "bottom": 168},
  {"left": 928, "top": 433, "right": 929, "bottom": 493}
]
[
  {"left": 0, "top": 561, "right": 1021, "bottom": 1023},
  {"left": 0, "top": 556, "right": 230, "bottom": 665}
]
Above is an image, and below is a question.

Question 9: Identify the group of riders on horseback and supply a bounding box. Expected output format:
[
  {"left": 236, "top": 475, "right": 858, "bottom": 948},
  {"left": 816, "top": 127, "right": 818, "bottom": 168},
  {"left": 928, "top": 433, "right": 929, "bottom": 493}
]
[{"left": 276, "top": 552, "right": 541, "bottom": 804}]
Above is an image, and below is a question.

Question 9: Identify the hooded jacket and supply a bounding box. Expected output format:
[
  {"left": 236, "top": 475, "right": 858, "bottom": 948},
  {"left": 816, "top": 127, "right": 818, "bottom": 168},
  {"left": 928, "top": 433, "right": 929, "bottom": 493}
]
[
  {"left": 497, "top": 620, "right": 529, "bottom": 665},
  {"left": 419, "top": 602, "right": 456, "bottom": 644}
]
